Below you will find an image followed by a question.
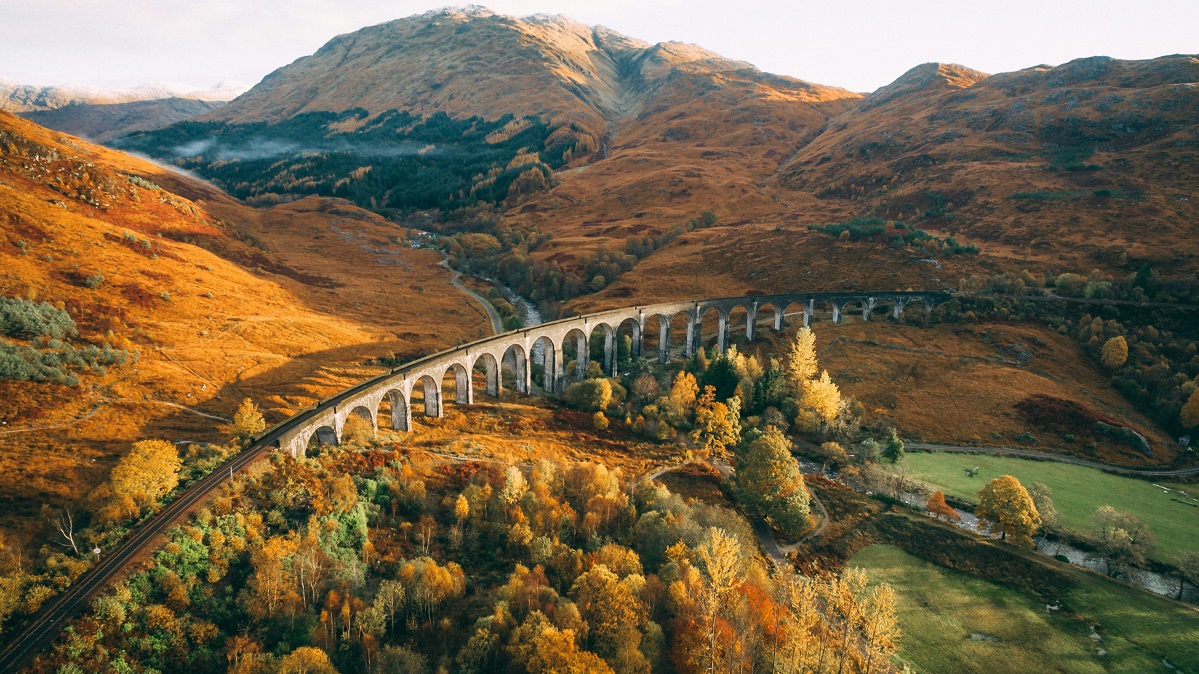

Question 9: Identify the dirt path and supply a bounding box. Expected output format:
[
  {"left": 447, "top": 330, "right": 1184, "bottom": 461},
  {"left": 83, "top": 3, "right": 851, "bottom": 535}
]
[{"left": 440, "top": 256, "right": 503, "bottom": 336}]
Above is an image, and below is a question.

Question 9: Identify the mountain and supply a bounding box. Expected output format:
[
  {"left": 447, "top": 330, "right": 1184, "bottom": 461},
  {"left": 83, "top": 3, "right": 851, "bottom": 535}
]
[
  {"left": 0, "top": 79, "right": 248, "bottom": 141},
  {"left": 114, "top": 8, "right": 1199, "bottom": 313},
  {"left": 0, "top": 79, "right": 248, "bottom": 113},
  {"left": 0, "top": 110, "right": 486, "bottom": 524},
  {"left": 775, "top": 55, "right": 1199, "bottom": 277},
  {"left": 19, "top": 98, "right": 225, "bottom": 141}
]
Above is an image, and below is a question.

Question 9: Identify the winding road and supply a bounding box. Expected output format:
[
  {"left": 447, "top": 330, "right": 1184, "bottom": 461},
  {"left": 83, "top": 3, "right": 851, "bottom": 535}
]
[{"left": 440, "top": 256, "right": 503, "bottom": 336}]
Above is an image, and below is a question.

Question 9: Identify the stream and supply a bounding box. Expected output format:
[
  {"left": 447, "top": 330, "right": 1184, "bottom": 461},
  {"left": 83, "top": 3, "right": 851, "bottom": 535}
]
[{"left": 796, "top": 459, "right": 1191, "bottom": 601}]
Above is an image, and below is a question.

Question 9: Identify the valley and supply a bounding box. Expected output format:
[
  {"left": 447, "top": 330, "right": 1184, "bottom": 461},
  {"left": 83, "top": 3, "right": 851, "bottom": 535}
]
[{"left": 1, "top": 4, "right": 1198, "bottom": 674}]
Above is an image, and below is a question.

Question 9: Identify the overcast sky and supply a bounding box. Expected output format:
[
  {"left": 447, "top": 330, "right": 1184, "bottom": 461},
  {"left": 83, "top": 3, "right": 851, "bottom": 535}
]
[{"left": 2, "top": 0, "right": 1196, "bottom": 93}]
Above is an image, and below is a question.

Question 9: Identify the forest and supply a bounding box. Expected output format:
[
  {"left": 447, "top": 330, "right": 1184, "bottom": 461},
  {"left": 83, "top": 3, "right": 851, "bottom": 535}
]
[{"left": 117, "top": 110, "right": 593, "bottom": 213}]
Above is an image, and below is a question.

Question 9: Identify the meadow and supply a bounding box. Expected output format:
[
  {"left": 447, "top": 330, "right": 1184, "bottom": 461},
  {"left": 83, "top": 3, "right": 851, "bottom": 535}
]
[
  {"left": 898, "top": 452, "right": 1199, "bottom": 563},
  {"left": 851, "top": 544, "right": 1199, "bottom": 673}
]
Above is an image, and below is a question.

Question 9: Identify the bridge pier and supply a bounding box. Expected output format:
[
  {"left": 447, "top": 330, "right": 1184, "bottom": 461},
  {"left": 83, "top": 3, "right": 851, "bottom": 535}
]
[
  {"left": 804, "top": 300, "right": 814, "bottom": 327},
  {"left": 658, "top": 321, "right": 670, "bottom": 364},
  {"left": 746, "top": 304, "right": 758, "bottom": 341},
  {"left": 893, "top": 299, "right": 909, "bottom": 320},
  {"left": 717, "top": 312, "right": 728, "bottom": 353},
  {"left": 832, "top": 303, "right": 842, "bottom": 324},
  {"left": 863, "top": 297, "right": 876, "bottom": 322},
  {"left": 685, "top": 316, "right": 697, "bottom": 359},
  {"left": 603, "top": 329, "right": 617, "bottom": 376}
]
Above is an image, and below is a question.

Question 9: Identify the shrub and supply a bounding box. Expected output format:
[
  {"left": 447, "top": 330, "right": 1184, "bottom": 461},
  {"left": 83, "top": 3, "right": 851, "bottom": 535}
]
[
  {"left": 563, "top": 378, "right": 612, "bottom": 412},
  {"left": 0, "top": 296, "right": 77, "bottom": 340},
  {"left": 592, "top": 411, "right": 609, "bottom": 431},
  {"left": 82, "top": 274, "right": 105, "bottom": 289}
]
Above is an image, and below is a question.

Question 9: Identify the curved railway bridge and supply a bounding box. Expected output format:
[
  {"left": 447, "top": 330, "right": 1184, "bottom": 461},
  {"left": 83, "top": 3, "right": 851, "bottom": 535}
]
[
  {"left": 0, "top": 290, "right": 946, "bottom": 673},
  {"left": 273, "top": 291, "right": 948, "bottom": 456}
]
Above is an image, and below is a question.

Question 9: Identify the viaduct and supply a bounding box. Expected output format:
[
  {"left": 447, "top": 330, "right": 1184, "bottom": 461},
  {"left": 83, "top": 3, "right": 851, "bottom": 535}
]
[{"left": 274, "top": 291, "right": 949, "bottom": 456}]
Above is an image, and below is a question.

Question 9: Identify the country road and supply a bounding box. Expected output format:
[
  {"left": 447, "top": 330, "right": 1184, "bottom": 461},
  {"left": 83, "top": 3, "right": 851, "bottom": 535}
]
[
  {"left": 440, "top": 256, "right": 503, "bottom": 336},
  {"left": 905, "top": 442, "right": 1199, "bottom": 477}
]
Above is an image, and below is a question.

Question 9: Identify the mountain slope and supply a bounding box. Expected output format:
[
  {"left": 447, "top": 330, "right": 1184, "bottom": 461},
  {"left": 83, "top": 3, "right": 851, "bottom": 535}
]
[
  {"left": 20, "top": 98, "right": 225, "bottom": 141},
  {"left": 0, "top": 110, "right": 486, "bottom": 529},
  {"left": 776, "top": 55, "right": 1199, "bottom": 276}
]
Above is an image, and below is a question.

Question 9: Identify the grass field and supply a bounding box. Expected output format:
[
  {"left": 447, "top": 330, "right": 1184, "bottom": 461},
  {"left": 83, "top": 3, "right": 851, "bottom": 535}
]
[
  {"left": 898, "top": 452, "right": 1199, "bottom": 563},
  {"left": 851, "top": 544, "right": 1199, "bottom": 673}
]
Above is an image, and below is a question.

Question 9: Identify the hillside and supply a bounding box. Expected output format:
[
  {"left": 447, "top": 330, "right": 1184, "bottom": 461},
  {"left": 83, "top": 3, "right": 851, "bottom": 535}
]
[
  {"left": 1, "top": 79, "right": 244, "bottom": 141},
  {"left": 0, "top": 110, "right": 488, "bottom": 533},
  {"left": 120, "top": 8, "right": 858, "bottom": 218},
  {"left": 775, "top": 55, "right": 1199, "bottom": 279},
  {"left": 20, "top": 98, "right": 225, "bottom": 141},
  {"left": 117, "top": 9, "right": 1199, "bottom": 319}
]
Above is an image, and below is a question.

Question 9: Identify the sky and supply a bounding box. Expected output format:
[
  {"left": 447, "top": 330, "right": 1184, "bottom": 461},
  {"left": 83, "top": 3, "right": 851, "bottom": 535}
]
[{"left": 2, "top": 0, "right": 1196, "bottom": 93}]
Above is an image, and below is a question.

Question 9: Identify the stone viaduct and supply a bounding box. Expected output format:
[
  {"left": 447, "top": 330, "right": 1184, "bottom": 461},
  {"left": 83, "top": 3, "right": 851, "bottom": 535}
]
[{"left": 263, "top": 292, "right": 950, "bottom": 456}]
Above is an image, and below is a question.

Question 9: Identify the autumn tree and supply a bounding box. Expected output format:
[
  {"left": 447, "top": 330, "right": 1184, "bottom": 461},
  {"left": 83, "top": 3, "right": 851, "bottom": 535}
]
[
  {"left": 692, "top": 386, "right": 741, "bottom": 458},
  {"left": 99, "top": 439, "right": 183, "bottom": 523},
  {"left": 799, "top": 371, "right": 841, "bottom": 426},
  {"left": 244, "top": 534, "right": 303, "bottom": 621},
  {"left": 925, "top": 491, "right": 960, "bottom": 522},
  {"left": 1092, "top": 506, "right": 1155, "bottom": 575},
  {"left": 570, "top": 564, "right": 649, "bottom": 672},
  {"left": 230, "top": 397, "right": 267, "bottom": 446},
  {"left": 666, "top": 371, "right": 699, "bottom": 421},
  {"left": 1100, "top": 336, "right": 1128, "bottom": 369},
  {"left": 1027, "top": 482, "right": 1058, "bottom": 533},
  {"left": 566, "top": 378, "right": 613, "bottom": 412},
  {"left": 784, "top": 326, "right": 818, "bottom": 397},
  {"left": 737, "top": 427, "right": 811, "bottom": 538},
  {"left": 1182, "top": 387, "right": 1199, "bottom": 429},
  {"left": 975, "top": 475, "right": 1041, "bottom": 546},
  {"left": 277, "top": 646, "right": 339, "bottom": 674}
]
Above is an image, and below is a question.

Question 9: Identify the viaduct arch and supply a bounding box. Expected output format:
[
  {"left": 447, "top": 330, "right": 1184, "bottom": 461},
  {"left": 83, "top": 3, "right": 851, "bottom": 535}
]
[{"left": 270, "top": 291, "right": 948, "bottom": 456}]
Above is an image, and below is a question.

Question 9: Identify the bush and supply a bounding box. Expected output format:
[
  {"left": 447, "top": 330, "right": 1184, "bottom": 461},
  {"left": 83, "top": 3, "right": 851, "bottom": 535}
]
[
  {"left": 563, "top": 378, "right": 612, "bottom": 412},
  {"left": 0, "top": 296, "right": 77, "bottom": 340},
  {"left": 82, "top": 274, "right": 105, "bottom": 289},
  {"left": 592, "top": 411, "right": 609, "bottom": 431}
]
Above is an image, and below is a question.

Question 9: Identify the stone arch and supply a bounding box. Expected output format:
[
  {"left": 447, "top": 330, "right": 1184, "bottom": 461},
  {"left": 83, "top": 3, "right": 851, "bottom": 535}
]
[
  {"left": 377, "top": 388, "right": 410, "bottom": 432},
  {"left": 562, "top": 328, "right": 589, "bottom": 378},
  {"left": 342, "top": 404, "right": 376, "bottom": 439},
  {"left": 670, "top": 309, "right": 697, "bottom": 359},
  {"left": 501, "top": 343, "right": 529, "bottom": 394},
  {"left": 411, "top": 374, "right": 442, "bottom": 419},
  {"left": 696, "top": 306, "right": 724, "bottom": 354},
  {"left": 810, "top": 299, "right": 839, "bottom": 325},
  {"left": 589, "top": 322, "right": 618, "bottom": 376},
  {"left": 615, "top": 317, "right": 642, "bottom": 374},
  {"left": 727, "top": 304, "right": 751, "bottom": 344},
  {"left": 306, "top": 425, "right": 338, "bottom": 453},
  {"left": 531, "top": 335, "right": 558, "bottom": 392},
  {"left": 644, "top": 314, "right": 671, "bottom": 364},
  {"left": 840, "top": 297, "right": 869, "bottom": 323},
  {"left": 757, "top": 302, "right": 784, "bottom": 333},
  {"left": 868, "top": 297, "right": 901, "bottom": 321},
  {"left": 472, "top": 352, "right": 500, "bottom": 397},
  {"left": 443, "top": 362, "right": 472, "bottom": 406}
]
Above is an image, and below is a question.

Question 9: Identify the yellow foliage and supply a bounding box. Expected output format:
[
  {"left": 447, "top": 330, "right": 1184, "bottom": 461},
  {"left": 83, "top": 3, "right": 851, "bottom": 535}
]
[
  {"left": 105, "top": 439, "right": 182, "bottom": 521},
  {"left": 1101, "top": 336, "right": 1128, "bottom": 369},
  {"left": 976, "top": 475, "right": 1042, "bottom": 546},
  {"left": 800, "top": 370, "right": 842, "bottom": 424},
  {"left": 785, "top": 327, "right": 818, "bottom": 396},
  {"left": 1181, "top": 387, "right": 1199, "bottom": 429}
]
